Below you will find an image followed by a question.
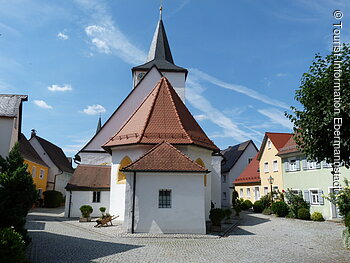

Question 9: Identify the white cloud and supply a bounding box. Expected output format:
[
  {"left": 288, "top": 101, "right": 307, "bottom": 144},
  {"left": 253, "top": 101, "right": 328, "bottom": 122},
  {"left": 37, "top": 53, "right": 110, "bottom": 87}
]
[
  {"left": 78, "top": 0, "right": 146, "bottom": 65},
  {"left": 57, "top": 32, "right": 69, "bottom": 40},
  {"left": 48, "top": 84, "right": 73, "bottom": 92},
  {"left": 91, "top": 38, "right": 111, "bottom": 54},
  {"left": 187, "top": 78, "right": 255, "bottom": 142},
  {"left": 33, "top": 100, "right": 53, "bottom": 109},
  {"left": 194, "top": 114, "right": 208, "bottom": 121},
  {"left": 190, "top": 68, "right": 290, "bottom": 110},
  {"left": 276, "top": 73, "right": 287, "bottom": 77},
  {"left": 82, "top": 104, "right": 106, "bottom": 115},
  {"left": 257, "top": 108, "right": 293, "bottom": 129}
]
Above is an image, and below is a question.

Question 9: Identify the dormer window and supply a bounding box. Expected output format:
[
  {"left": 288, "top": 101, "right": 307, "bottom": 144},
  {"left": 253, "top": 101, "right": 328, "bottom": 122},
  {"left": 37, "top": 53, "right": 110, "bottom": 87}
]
[{"left": 137, "top": 72, "right": 145, "bottom": 82}]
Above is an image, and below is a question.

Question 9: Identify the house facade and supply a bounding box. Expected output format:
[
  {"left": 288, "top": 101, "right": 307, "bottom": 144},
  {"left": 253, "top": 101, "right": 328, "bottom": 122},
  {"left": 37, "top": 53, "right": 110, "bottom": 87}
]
[
  {"left": 19, "top": 133, "right": 49, "bottom": 199},
  {"left": 30, "top": 130, "right": 74, "bottom": 197},
  {"left": 278, "top": 136, "right": 350, "bottom": 219},
  {"left": 257, "top": 132, "right": 293, "bottom": 197},
  {"left": 66, "top": 13, "right": 222, "bottom": 234},
  {"left": 221, "top": 140, "right": 258, "bottom": 207},
  {"left": 234, "top": 152, "right": 261, "bottom": 202},
  {"left": 0, "top": 94, "right": 27, "bottom": 158}
]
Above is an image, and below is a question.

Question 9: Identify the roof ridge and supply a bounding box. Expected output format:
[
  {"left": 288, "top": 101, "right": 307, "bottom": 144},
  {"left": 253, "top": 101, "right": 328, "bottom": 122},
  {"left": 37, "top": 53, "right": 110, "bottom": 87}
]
[
  {"left": 103, "top": 78, "right": 162, "bottom": 148},
  {"left": 122, "top": 141, "right": 166, "bottom": 170},
  {"left": 163, "top": 78, "right": 191, "bottom": 142},
  {"left": 122, "top": 141, "right": 207, "bottom": 172},
  {"left": 138, "top": 78, "right": 164, "bottom": 143}
]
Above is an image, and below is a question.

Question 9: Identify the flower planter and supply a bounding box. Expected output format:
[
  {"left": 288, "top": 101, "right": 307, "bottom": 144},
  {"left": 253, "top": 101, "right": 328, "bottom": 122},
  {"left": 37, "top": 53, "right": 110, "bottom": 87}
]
[
  {"left": 79, "top": 217, "right": 91, "bottom": 222},
  {"left": 210, "top": 225, "right": 222, "bottom": 232}
]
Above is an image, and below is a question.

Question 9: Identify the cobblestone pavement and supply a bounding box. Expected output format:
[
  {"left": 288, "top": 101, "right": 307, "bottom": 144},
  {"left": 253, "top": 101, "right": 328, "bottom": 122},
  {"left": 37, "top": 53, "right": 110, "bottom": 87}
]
[{"left": 26, "top": 209, "right": 350, "bottom": 263}]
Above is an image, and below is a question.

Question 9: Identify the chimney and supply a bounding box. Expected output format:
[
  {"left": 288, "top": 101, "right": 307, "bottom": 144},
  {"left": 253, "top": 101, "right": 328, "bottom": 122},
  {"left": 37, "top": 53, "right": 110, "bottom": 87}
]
[{"left": 31, "top": 129, "right": 37, "bottom": 139}]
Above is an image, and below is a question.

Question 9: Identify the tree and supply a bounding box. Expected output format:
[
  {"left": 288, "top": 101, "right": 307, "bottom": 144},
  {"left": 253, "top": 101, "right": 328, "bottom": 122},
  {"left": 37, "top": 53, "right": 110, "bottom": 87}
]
[
  {"left": 0, "top": 143, "right": 38, "bottom": 244},
  {"left": 286, "top": 44, "right": 350, "bottom": 166}
]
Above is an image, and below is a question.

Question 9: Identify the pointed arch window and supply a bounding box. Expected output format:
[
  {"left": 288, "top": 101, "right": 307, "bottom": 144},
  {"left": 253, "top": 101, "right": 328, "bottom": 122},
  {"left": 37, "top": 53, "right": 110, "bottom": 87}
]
[
  {"left": 195, "top": 158, "right": 206, "bottom": 187},
  {"left": 118, "top": 156, "right": 132, "bottom": 184}
]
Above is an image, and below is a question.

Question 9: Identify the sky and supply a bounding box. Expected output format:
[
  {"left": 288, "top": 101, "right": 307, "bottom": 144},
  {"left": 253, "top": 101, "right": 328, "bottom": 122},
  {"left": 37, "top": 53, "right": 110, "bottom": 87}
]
[{"left": 1, "top": 0, "right": 349, "bottom": 157}]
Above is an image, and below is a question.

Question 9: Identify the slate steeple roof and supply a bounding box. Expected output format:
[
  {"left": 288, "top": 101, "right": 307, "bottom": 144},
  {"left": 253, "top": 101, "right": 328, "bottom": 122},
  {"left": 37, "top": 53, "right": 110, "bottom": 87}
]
[
  {"left": 96, "top": 115, "right": 102, "bottom": 134},
  {"left": 103, "top": 77, "right": 219, "bottom": 152},
  {"left": 132, "top": 19, "right": 187, "bottom": 74}
]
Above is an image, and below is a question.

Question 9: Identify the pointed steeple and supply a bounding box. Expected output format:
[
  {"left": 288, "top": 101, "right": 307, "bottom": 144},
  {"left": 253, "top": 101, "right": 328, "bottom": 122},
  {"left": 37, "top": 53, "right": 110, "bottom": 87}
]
[
  {"left": 146, "top": 18, "right": 174, "bottom": 64},
  {"left": 132, "top": 7, "right": 187, "bottom": 75},
  {"left": 96, "top": 114, "right": 102, "bottom": 134}
]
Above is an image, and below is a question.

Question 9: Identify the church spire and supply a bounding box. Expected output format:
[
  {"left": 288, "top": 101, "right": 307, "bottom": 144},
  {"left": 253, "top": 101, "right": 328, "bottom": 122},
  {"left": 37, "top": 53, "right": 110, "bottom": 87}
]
[
  {"left": 146, "top": 8, "right": 174, "bottom": 64},
  {"left": 96, "top": 114, "right": 102, "bottom": 134}
]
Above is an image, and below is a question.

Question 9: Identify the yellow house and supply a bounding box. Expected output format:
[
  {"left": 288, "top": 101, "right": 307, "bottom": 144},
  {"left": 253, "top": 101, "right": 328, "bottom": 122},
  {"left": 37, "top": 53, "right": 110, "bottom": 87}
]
[
  {"left": 19, "top": 133, "right": 49, "bottom": 198},
  {"left": 257, "top": 132, "right": 293, "bottom": 196}
]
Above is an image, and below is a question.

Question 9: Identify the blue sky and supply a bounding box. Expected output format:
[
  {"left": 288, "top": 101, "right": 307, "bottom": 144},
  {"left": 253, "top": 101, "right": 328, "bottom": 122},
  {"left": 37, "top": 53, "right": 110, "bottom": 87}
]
[{"left": 1, "top": 0, "right": 349, "bottom": 157}]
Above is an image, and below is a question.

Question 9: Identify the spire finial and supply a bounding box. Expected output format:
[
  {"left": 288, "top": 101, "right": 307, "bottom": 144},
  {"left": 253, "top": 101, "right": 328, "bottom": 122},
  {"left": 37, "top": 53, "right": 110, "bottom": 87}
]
[{"left": 159, "top": 0, "right": 163, "bottom": 20}]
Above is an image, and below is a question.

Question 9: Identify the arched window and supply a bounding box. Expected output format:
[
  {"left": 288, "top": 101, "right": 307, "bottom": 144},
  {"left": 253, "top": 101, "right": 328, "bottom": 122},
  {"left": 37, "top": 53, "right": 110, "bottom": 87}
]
[
  {"left": 195, "top": 158, "right": 206, "bottom": 187},
  {"left": 118, "top": 156, "right": 132, "bottom": 184}
]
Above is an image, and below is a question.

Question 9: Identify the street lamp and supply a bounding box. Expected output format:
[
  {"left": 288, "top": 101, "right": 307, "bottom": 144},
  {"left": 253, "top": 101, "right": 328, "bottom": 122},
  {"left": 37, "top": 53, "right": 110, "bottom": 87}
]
[{"left": 268, "top": 176, "right": 274, "bottom": 203}]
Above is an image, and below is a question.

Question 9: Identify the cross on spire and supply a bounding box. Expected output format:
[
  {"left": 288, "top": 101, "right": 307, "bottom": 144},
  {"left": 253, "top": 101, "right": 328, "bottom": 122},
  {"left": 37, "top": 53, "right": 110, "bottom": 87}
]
[{"left": 159, "top": 0, "right": 163, "bottom": 20}]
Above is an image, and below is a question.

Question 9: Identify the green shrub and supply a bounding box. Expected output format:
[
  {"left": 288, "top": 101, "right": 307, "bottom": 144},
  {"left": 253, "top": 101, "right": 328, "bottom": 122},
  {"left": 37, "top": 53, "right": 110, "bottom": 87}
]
[
  {"left": 259, "top": 194, "right": 272, "bottom": 210},
  {"left": 253, "top": 200, "right": 264, "bottom": 213},
  {"left": 285, "top": 189, "right": 310, "bottom": 218},
  {"left": 342, "top": 228, "right": 350, "bottom": 249},
  {"left": 43, "top": 190, "right": 63, "bottom": 208},
  {"left": 297, "top": 208, "right": 311, "bottom": 220},
  {"left": 271, "top": 201, "right": 289, "bottom": 217},
  {"left": 99, "top": 207, "right": 106, "bottom": 213},
  {"left": 0, "top": 228, "right": 26, "bottom": 263},
  {"left": 224, "top": 209, "right": 232, "bottom": 219},
  {"left": 286, "top": 212, "right": 295, "bottom": 218},
  {"left": 262, "top": 208, "right": 273, "bottom": 215},
  {"left": 209, "top": 208, "right": 225, "bottom": 226},
  {"left": 326, "top": 179, "right": 350, "bottom": 217},
  {"left": 311, "top": 212, "right": 325, "bottom": 222},
  {"left": 243, "top": 200, "right": 253, "bottom": 209},
  {"left": 80, "top": 205, "right": 93, "bottom": 218},
  {"left": 344, "top": 212, "right": 350, "bottom": 229}
]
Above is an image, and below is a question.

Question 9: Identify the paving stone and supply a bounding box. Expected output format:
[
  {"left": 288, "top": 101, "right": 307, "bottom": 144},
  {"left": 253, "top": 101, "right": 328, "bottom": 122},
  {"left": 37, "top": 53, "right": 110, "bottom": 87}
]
[{"left": 26, "top": 209, "right": 350, "bottom": 263}]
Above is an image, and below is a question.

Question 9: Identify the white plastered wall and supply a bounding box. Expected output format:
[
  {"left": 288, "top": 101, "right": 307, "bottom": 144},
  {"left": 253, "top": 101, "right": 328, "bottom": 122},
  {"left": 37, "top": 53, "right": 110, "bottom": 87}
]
[
  {"left": 0, "top": 117, "right": 16, "bottom": 158},
  {"left": 222, "top": 142, "right": 258, "bottom": 207},
  {"left": 79, "top": 152, "right": 112, "bottom": 165},
  {"left": 161, "top": 71, "right": 186, "bottom": 103},
  {"left": 124, "top": 172, "right": 205, "bottom": 234},
  {"left": 109, "top": 145, "right": 153, "bottom": 221},
  {"left": 64, "top": 190, "right": 110, "bottom": 218}
]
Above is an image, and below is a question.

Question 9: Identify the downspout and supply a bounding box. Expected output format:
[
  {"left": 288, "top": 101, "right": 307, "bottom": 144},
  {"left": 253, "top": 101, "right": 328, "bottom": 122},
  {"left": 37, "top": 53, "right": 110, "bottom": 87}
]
[
  {"left": 53, "top": 170, "right": 63, "bottom": 191},
  {"left": 131, "top": 171, "right": 136, "bottom": 234},
  {"left": 68, "top": 191, "right": 72, "bottom": 218}
]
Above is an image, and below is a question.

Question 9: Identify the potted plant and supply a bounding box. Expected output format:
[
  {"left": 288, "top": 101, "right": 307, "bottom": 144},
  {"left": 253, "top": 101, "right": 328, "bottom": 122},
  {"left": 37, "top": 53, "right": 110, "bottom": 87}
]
[
  {"left": 224, "top": 209, "right": 232, "bottom": 224},
  {"left": 209, "top": 208, "right": 225, "bottom": 231},
  {"left": 79, "top": 205, "right": 93, "bottom": 222}
]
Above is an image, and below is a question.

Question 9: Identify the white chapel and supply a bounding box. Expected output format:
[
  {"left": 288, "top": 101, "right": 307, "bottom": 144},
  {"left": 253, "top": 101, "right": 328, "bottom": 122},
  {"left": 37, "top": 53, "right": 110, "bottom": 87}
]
[{"left": 65, "top": 10, "right": 222, "bottom": 234}]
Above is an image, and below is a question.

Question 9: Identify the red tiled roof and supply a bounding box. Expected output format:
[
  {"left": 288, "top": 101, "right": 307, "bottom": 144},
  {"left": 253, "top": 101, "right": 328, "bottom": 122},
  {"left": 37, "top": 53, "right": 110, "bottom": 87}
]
[
  {"left": 103, "top": 77, "right": 219, "bottom": 152},
  {"left": 66, "top": 164, "right": 110, "bottom": 190},
  {"left": 257, "top": 132, "right": 294, "bottom": 160},
  {"left": 277, "top": 135, "right": 300, "bottom": 155},
  {"left": 121, "top": 141, "right": 208, "bottom": 173},
  {"left": 234, "top": 152, "right": 260, "bottom": 184},
  {"left": 267, "top": 132, "right": 294, "bottom": 150}
]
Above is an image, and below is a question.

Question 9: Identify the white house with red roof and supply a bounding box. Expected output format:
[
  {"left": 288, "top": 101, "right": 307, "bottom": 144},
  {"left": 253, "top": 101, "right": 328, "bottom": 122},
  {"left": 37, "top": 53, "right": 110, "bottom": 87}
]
[{"left": 66, "top": 11, "right": 222, "bottom": 234}]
